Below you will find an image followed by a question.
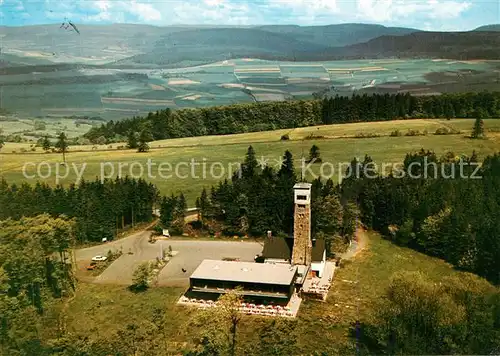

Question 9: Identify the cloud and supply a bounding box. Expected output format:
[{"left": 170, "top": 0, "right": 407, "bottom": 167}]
[
  {"left": 128, "top": 1, "right": 161, "bottom": 21},
  {"left": 0, "top": 0, "right": 483, "bottom": 30},
  {"left": 356, "top": 0, "right": 472, "bottom": 22},
  {"left": 69, "top": 0, "right": 160, "bottom": 23},
  {"left": 166, "top": 0, "right": 253, "bottom": 25}
]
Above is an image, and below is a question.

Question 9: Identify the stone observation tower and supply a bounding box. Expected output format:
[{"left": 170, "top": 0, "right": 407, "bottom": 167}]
[{"left": 291, "top": 183, "right": 312, "bottom": 266}]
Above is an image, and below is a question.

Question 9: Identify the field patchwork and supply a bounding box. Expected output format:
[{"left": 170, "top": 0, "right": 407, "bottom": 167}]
[{"left": 2, "top": 58, "right": 498, "bottom": 120}]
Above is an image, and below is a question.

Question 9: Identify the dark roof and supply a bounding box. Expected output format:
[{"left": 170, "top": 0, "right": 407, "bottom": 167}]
[
  {"left": 262, "top": 237, "right": 293, "bottom": 260},
  {"left": 311, "top": 239, "right": 326, "bottom": 262},
  {"left": 262, "top": 237, "right": 326, "bottom": 263}
]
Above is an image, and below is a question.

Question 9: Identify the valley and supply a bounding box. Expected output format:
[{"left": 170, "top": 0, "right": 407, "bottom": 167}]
[
  {"left": 1, "top": 18, "right": 500, "bottom": 356},
  {"left": 1, "top": 23, "right": 499, "bottom": 121}
]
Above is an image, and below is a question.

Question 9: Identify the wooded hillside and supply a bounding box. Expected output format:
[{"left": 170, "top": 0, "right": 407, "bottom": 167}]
[{"left": 85, "top": 92, "right": 500, "bottom": 143}]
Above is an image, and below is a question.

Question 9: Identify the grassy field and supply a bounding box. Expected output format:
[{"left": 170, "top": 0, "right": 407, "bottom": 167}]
[
  {"left": 1, "top": 119, "right": 499, "bottom": 204},
  {"left": 62, "top": 232, "right": 495, "bottom": 354},
  {"left": 0, "top": 117, "right": 100, "bottom": 140}
]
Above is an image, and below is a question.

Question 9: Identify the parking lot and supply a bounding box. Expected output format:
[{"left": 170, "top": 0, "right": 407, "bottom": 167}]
[{"left": 75, "top": 230, "right": 263, "bottom": 286}]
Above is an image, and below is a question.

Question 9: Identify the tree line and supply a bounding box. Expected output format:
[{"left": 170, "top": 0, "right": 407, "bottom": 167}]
[
  {"left": 342, "top": 149, "right": 500, "bottom": 284},
  {"left": 160, "top": 145, "right": 500, "bottom": 285},
  {"left": 159, "top": 147, "right": 358, "bottom": 254},
  {"left": 358, "top": 271, "right": 500, "bottom": 355},
  {"left": 0, "top": 215, "right": 76, "bottom": 354},
  {"left": 0, "top": 177, "right": 158, "bottom": 244},
  {"left": 84, "top": 92, "right": 500, "bottom": 143}
]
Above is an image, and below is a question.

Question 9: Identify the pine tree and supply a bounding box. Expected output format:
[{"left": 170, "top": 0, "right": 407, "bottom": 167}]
[
  {"left": 472, "top": 110, "right": 486, "bottom": 139},
  {"left": 242, "top": 146, "right": 258, "bottom": 179},
  {"left": 172, "top": 193, "right": 187, "bottom": 233},
  {"left": 195, "top": 197, "right": 201, "bottom": 221},
  {"left": 160, "top": 195, "right": 176, "bottom": 227},
  {"left": 199, "top": 188, "right": 211, "bottom": 221},
  {"left": 137, "top": 129, "right": 152, "bottom": 153},
  {"left": 307, "top": 144, "right": 322, "bottom": 163},
  {"left": 41, "top": 136, "right": 52, "bottom": 152},
  {"left": 278, "top": 150, "right": 296, "bottom": 181},
  {"left": 55, "top": 132, "right": 68, "bottom": 162},
  {"left": 126, "top": 131, "right": 138, "bottom": 149}
]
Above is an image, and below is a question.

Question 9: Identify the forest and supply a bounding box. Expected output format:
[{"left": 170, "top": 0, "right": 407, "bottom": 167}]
[
  {"left": 0, "top": 147, "right": 499, "bottom": 354},
  {"left": 0, "top": 177, "right": 158, "bottom": 244},
  {"left": 160, "top": 147, "right": 500, "bottom": 286},
  {"left": 85, "top": 92, "right": 500, "bottom": 143},
  {"left": 160, "top": 147, "right": 357, "bottom": 254},
  {"left": 344, "top": 150, "right": 500, "bottom": 284}
]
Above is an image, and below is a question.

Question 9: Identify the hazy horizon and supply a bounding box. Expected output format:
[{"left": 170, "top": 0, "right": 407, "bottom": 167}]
[
  {"left": 1, "top": 22, "right": 499, "bottom": 32},
  {"left": 0, "top": 0, "right": 498, "bottom": 31}
]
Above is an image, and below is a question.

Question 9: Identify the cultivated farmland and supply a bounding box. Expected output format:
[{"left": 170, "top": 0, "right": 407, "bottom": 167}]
[{"left": 1, "top": 58, "right": 498, "bottom": 120}]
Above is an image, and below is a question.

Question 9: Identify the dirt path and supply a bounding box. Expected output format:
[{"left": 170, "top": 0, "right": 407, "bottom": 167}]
[{"left": 341, "top": 227, "right": 368, "bottom": 260}]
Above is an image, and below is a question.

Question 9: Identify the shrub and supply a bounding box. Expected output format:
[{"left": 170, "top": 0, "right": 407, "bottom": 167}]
[
  {"left": 405, "top": 129, "right": 422, "bottom": 136},
  {"left": 435, "top": 127, "right": 451, "bottom": 135},
  {"left": 305, "top": 133, "right": 325, "bottom": 140},
  {"left": 354, "top": 132, "right": 380, "bottom": 139},
  {"left": 131, "top": 262, "right": 153, "bottom": 291},
  {"left": 280, "top": 134, "right": 290, "bottom": 141},
  {"left": 434, "top": 127, "right": 461, "bottom": 136},
  {"left": 390, "top": 129, "right": 402, "bottom": 137}
]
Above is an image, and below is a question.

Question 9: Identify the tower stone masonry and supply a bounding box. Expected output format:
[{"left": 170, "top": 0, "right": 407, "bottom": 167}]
[{"left": 291, "top": 183, "right": 312, "bottom": 266}]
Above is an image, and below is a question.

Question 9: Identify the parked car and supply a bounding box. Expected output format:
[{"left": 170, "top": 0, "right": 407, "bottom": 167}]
[{"left": 91, "top": 255, "right": 107, "bottom": 262}]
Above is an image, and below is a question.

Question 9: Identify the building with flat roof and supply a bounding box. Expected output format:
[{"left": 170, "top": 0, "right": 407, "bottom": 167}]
[
  {"left": 183, "top": 182, "right": 330, "bottom": 313},
  {"left": 189, "top": 260, "right": 298, "bottom": 303}
]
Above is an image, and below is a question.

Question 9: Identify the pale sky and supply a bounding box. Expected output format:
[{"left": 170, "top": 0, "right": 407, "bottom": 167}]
[{"left": 0, "top": 0, "right": 498, "bottom": 31}]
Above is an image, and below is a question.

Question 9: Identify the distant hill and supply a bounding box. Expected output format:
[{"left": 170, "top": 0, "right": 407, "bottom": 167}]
[
  {"left": 474, "top": 24, "right": 500, "bottom": 31},
  {"left": 1, "top": 23, "right": 499, "bottom": 67},
  {"left": 257, "top": 23, "right": 420, "bottom": 47},
  {"left": 0, "top": 24, "right": 192, "bottom": 62},
  {"left": 324, "top": 31, "right": 500, "bottom": 60},
  {"left": 114, "top": 28, "right": 327, "bottom": 66}
]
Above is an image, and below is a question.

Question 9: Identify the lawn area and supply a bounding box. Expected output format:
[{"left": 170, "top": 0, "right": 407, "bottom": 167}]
[
  {"left": 1, "top": 119, "right": 499, "bottom": 204},
  {"left": 62, "top": 232, "right": 493, "bottom": 354},
  {"left": 0, "top": 118, "right": 98, "bottom": 139},
  {"left": 290, "top": 232, "right": 494, "bottom": 353}
]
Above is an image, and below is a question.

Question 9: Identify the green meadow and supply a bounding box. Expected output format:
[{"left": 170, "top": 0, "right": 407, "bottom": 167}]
[
  {"left": 61, "top": 232, "right": 495, "bottom": 354},
  {"left": 1, "top": 119, "right": 499, "bottom": 204}
]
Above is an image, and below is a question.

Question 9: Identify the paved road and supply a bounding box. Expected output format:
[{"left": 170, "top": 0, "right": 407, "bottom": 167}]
[
  {"left": 75, "top": 229, "right": 151, "bottom": 261},
  {"left": 157, "top": 240, "right": 262, "bottom": 286},
  {"left": 75, "top": 231, "right": 262, "bottom": 286}
]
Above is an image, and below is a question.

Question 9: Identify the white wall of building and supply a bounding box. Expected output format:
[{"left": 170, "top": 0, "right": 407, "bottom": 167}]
[{"left": 311, "top": 250, "right": 326, "bottom": 277}]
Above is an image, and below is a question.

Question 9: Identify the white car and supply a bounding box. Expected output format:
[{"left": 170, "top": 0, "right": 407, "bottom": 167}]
[{"left": 91, "top": 255, "right": 108, "bottom": 262}]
